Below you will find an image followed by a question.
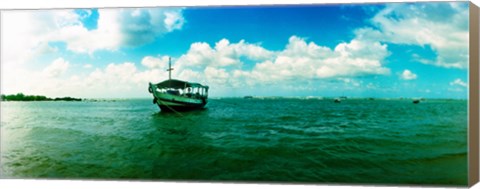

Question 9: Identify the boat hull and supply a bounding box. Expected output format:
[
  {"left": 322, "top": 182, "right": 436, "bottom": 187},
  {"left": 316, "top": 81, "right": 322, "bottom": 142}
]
[
  {"left": 149, "top": 80, "right": 208, "bottom": 112},
  {"left": 155, "top": 97, "right": 206, "bottom": 112},
  {"left": 152, "top": 91, "right": 207, "bottom": 112},
  {"left": 158, "top": 104, "right": 205, "bottom": 112}
]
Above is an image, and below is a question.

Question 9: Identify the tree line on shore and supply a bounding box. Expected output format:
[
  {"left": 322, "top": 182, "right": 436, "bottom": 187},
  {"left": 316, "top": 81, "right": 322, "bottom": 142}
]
[{"left": 1, "top": 93, "right": 82, "bottom": 101}]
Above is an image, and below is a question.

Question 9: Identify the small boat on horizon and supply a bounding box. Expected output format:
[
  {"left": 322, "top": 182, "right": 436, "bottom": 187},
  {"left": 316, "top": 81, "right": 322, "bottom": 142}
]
[{"left": 148, "top": 57, "right": 209, "bottom": 112}]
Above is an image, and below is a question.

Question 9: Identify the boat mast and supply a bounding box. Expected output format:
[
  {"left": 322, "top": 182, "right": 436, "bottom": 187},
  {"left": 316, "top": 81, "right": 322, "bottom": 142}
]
[{"left": 167, "top": 57, "right": 173, "bottom": 80}]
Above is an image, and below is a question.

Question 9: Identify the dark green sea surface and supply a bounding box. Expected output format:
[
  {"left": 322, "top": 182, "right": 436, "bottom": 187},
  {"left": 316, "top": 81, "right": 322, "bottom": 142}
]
[{"left": 0, "top": 98, "right": 468, "bottom": 186}]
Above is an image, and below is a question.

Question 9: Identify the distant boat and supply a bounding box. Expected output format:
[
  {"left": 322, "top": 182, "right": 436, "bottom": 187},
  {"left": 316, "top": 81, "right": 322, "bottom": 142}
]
[
  {"left": 334, "top": 98, "right": 341, "bottom": 103},
  {"left": 412, "top": 99, "right": 420, "bottom": 104},
  {"left": 244, "top": 96, "right": 254, "bottom": 99},
  {"left": 148, "top": 57, "right": 209, "bottom": 112}
]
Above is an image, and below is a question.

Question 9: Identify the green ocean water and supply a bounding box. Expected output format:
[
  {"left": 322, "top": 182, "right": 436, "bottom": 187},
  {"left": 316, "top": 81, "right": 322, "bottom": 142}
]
[{"left": 0, "top": 98, "right": 468, "bottom": 186}]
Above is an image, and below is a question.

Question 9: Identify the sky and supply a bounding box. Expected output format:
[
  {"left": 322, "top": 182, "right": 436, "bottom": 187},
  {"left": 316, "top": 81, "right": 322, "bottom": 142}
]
[{"left": 0, "top": 2, "right": 470, "bottom": 99}]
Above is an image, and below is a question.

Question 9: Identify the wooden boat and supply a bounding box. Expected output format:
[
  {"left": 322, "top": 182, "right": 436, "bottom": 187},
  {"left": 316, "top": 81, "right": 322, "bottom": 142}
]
[{"left": 148, "top": 58, "right": 209, "bottom": 112}]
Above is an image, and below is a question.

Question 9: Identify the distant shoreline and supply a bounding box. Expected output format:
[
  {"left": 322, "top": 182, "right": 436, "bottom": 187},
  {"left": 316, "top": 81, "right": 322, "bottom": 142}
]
[
  {"left": 1, "top": 93, "right": 82, "bottom": 102},
  {"left": 0, "top": 94, "right": 468, "bottom": 102}
]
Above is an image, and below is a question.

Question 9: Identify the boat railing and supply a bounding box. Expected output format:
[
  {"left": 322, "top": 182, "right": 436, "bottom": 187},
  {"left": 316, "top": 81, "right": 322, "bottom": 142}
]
[{"left": 156, "top": 87, "right": 208, "bottom": 100}]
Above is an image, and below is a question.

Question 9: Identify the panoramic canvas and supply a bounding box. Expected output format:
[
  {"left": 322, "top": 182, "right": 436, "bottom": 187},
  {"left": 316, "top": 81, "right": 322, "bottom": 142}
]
[{"left": 0, "top": 2, "right": 472, "bottom": 186}]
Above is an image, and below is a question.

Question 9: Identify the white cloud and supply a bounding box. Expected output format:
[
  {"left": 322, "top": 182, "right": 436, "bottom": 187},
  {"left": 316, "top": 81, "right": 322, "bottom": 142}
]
[
  {"left": 1, "top": 8, "right": 186, "bottom": 97},
  {"left": 338, "top": 78, "right": 361, "bottom": 87},
  {"left": 356, "top": 2, "right": 468, "bottom": 69},
  {"left": 2, "top": 4, "right": 469, "bottom": 98},
  {"left": 168, "top": 36, "right": 391, "bottom": 90},
  {"left": 204, "top": 67, "right": 230, "bottom": 85},
  {"left": 450, "top": 78, "right": 467, "bottom": 88},
  {"left": 57, "top": 8, "right": 185, "bottom": 53},
  {"left": 43, "top": 58, "right": 70, "bottom": 78},
  {"left": 242, "top": 36, "right": 390, "bottom": 83},
  {"left": 2, "top": 8, "right": 185, "bottom": 58},
  {"left": 3, "top": 59, "right": 72, "bottom": 97},
  {"left": 400, "top": 69, "right": 417, "bottom": 80},
  {"left": 113, "top": 8, "right": 184, "bottom": 47},
  {"left": 174, "top": 38, "right": 274, "bottom": 73},
  {"left": 1, "top": 10, "right": 74, "bottom": 67},
  {"left": 141, "top": 56, "right": 170, "bottom": 69},
  {"left": 70, "top": 62, "right": 179, "bottom": 98},
  {"left": 3, "top": 35, "right": 392, "bottom": 98},
  {"left": 164, "top": 10, "right": 185, "bottom": 31}
]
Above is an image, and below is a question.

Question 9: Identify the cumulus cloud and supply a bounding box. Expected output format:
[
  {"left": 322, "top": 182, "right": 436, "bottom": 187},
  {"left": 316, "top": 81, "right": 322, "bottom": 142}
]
[
  {"left": 356, "top": 2, "right": 468, "bottom": 69},
  {"left": 175, "top": 38, "right": 274, "bottom": 71},
  {"left": 8, "top": 35, "right": 390, "bottom": 98},
  {"left": 113, "top": 9, "right": 184, "bottom": 47},
  {"left": 172, "top": 36, "right": 390, "bottom": 88},
  {"left": 2, "top": 8, "right": 185, "bottom": 58},
  {"left": 450, "top": 78, "right": 467, "bottom": 88},
  {"left": 59, "top": 8, "right": 185, "bottom": 53},
  {"left": 400, "top": 69, "right": 417, "bottom": 80},
  {"left": 204, "top": 67, "right": 231, "bottom": 85},
  {"left": 75, "top": 62, "right": 176, "bottom": 97},
  {"left": 164, "top": 10, "right": 185, "bottom": 31},
  {"left": 1, "top": 8, "right": 186, "bottom": 97},
  {"left": 141, "top": 56, "right": 170, "bottom": 69},
  {"left": 3, "top": 3, "right": 468, "bottom": 98},
  {"left": 38, "top": 35, "right": 376, "bottom": 97},
  {"left": 43, "top": 58, "right": 70, "bottom": 78},
  {"left": 2, "top": 10, "right": 73, "bottom": 66}
]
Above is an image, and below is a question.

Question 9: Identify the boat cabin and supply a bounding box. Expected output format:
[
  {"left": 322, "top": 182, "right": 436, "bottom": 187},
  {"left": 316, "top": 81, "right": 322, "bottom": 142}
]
[{"left": 154, "top": 79, "right": 209, "bottom": 100}]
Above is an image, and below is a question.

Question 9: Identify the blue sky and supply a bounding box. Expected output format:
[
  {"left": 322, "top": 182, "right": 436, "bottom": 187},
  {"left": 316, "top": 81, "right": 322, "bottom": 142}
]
[{"left": 1, "top": 2, "right": 469, "bottom": 98}]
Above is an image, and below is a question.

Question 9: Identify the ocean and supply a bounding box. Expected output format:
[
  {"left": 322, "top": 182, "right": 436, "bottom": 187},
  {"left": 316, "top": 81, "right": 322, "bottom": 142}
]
[{"left": 0, "top": 98, "right": 468, "bottom": 186}]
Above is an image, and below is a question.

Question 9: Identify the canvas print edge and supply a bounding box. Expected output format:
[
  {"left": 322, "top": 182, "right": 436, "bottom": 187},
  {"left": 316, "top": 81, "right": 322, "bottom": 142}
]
[{"left": 469, "top": 1, "right": 480, "bottom": 187}]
